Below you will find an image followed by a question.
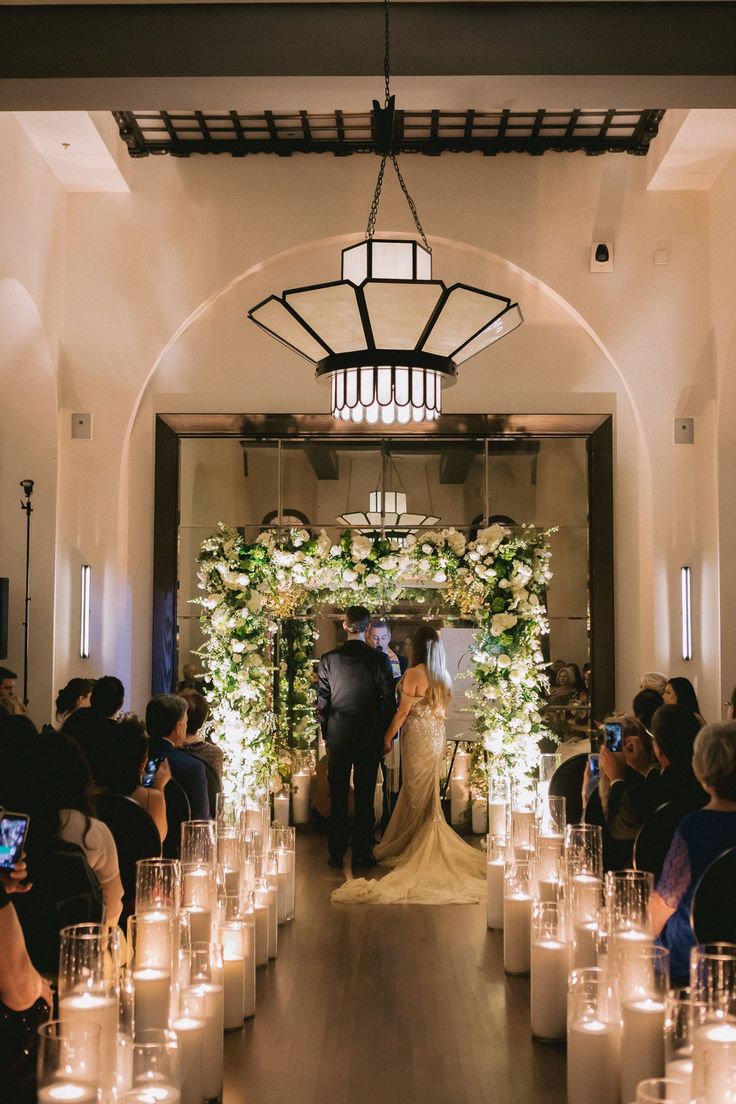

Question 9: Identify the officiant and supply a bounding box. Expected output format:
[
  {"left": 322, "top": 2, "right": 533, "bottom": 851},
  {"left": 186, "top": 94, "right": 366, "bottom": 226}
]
[{"left": 367, "top": 620, "right": 408, "bottom": 826}]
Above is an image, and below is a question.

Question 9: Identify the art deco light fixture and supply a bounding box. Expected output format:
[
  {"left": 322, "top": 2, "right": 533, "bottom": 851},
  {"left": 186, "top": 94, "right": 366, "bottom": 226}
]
[
  {"left": 336, "top": 450, "right": 439, "bottom": 536},
  {"left": 248, "top": 0, "right": 522, "bottom": 426}
]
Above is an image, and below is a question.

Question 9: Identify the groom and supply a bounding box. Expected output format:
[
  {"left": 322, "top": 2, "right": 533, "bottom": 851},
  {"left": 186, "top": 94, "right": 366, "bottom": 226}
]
[{"left": 317, "top": 605, "right": 397, "bottom": 870}]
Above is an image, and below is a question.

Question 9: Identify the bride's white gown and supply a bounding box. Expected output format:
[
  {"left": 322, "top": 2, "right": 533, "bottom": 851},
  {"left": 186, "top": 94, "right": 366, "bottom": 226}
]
[{"left": 331, "top": 690, "right": 486, "bottom": 904}]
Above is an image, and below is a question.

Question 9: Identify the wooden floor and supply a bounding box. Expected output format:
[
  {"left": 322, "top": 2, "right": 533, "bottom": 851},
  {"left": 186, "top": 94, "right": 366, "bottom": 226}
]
[{"left": 224, "top": 830, "right": 567, "bottom": 1104}]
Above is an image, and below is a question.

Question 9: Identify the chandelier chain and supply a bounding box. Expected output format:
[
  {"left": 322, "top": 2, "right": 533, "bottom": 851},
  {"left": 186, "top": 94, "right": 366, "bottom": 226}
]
[
  {"left": 365, "top": 154, "right": 388, "bottom": 240},
  {"left": 391, "top": 155, "right": 431, "bottom": 254},
  {"left": 383, "top": 0, "right": 391, "bottom": 107}
]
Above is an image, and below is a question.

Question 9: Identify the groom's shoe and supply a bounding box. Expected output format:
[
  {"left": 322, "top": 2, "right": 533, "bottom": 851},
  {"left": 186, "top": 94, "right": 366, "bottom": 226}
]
[{"left": 351, "top": 855, "right": 378, "bottom": 871}]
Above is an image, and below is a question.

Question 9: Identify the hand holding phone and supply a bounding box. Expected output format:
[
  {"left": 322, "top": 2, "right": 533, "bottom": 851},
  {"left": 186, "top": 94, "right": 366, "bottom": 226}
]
[
  {"left": 0, "top": 811, "right": 30, "bottom": 871},
  {"left": 588, "top": 753, "right": 600, "bottom": 778},
  {"left": 142, "top": 757, "right": 164, "bottom": 788},
  {"left": 604, "top": 719, "right": 623, "bottom": 752}
]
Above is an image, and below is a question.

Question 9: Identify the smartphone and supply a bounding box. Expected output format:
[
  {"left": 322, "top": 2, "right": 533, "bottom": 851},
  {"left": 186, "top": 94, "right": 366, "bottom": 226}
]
[
  {"left": 0, "top": 811, "right": 30, "bottom": 870},
  {"left": 604, "top": 719, "right": 623, "bottom": 752},
  {"left": 588, "top": 753, "right": 600, "bottom": 778},
  {"left": 142, "top": 757, "right": 164, "bottom": 788}
]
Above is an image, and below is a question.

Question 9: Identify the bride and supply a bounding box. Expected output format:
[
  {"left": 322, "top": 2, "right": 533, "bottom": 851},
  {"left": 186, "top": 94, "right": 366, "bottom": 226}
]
[{"left": 332, "top": 624, "right": 486, "bottom": 905}]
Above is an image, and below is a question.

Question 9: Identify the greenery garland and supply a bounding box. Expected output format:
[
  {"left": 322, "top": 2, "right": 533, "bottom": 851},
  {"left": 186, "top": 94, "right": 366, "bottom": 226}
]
[{"left": 196, "top": 522, "right": 555, "bottom": 800}]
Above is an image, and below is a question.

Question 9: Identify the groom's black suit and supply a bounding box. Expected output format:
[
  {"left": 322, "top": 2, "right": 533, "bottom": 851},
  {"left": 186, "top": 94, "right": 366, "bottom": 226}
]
[{"left": 317, "top": 639, "right": 397, "bottom": 863}]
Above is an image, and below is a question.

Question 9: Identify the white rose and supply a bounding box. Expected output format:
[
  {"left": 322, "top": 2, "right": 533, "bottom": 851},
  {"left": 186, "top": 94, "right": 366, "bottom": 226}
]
[
  {"left": 231, "top": 639, "right": 246, "bottom": 654},
  {"left": 433, "top": 571, "right": 447, "bottom": 583},
  {"left": 496, "top": 654, "right": 511, "bottom": 668},
  {"left": 330, "top": 545, "right": 342, "bottom": 557},
  {"left": 343, "top": 569, "right": 358, "bottom": 583},
  {"left": 365, "top": 574, "right": 380, "bottom": 587},
  {"left": 421, "top": 543, "right": 433, "bottom": 555}
]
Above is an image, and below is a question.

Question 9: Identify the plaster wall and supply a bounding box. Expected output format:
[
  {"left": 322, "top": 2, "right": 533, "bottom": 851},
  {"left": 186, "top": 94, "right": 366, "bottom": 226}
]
[{"left": 0, "top": 113, "right": 725, "bottom": 722}]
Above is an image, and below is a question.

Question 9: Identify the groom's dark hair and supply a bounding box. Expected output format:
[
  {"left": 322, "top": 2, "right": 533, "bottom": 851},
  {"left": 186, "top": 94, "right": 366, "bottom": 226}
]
[{"left": 345, "top": 606, "right": 370, "bottom": 633}]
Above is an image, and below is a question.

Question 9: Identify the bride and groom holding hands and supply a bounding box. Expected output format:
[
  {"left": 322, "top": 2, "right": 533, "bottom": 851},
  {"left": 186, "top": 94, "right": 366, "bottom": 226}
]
[{"left": 316, "top": 606, "right": 486, "bottom": 905}]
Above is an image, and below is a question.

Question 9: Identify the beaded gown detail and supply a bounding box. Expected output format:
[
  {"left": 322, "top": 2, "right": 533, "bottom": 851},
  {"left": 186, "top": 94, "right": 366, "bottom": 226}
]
[{"left": 331, "top": 690, "right": 486, "bottom": 905}]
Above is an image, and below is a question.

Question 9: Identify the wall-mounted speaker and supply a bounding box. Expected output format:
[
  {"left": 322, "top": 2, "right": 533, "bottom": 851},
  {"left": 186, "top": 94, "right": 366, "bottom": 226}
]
[{"left": 0, "top": 578, "right": 8, "bottom": 660}]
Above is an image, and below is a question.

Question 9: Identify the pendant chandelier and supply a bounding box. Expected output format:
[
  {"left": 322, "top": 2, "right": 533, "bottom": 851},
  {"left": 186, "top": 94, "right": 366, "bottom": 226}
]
[
  {"left": 247, "top": 0, "right": 523, "bottom": 426},
  {"left": 336, "top": 451, "right": 439, "bottom": 537}
]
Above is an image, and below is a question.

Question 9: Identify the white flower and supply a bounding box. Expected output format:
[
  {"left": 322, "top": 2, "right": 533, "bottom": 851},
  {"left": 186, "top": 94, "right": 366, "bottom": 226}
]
[
  {"left": 446, "top": 529, "right": 467, "bottom": 556},
  {"left": 433, "top": 571, "right": 447, "bottom": 583},
  {"left": 273, "top": 550, "right": 295, "bottom": 568},
  {"left": 351, "top": 534, "right": 373, "bottom": 562},
  {"left": 330, "top": 545, "right": 342, "bottom": 557},
  {"left": 496, "top": 654, "right": 511, "bottom": 668},
  {"left": 476, "top": 523, "right": 507, "bottom": 551},
  {"left": 365, "top": 574, "right": 380, "bottom": 587},
  {"left": 491, "top": 612, "right": 518, "bottom": 636},
  {"left": 343, "top": 569, "right": 358, "bottom": 583},
  {"left": 421, "top": 543, "right": 433, "bottom": 555},
  {"left": 231, "top": 639, "right": 246, "bottom": 654}
]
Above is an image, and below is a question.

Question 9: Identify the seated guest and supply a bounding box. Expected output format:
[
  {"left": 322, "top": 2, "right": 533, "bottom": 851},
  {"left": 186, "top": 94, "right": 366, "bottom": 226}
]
[
  {"left": 62, "top": 708, "right": 117, "bottom": 792},
  {"left": 601, "top": 704, "right": 707, "bottom": 840},
  {"left": 108, "top": 716, "right": 170, "bottom": 843},
  {"left": 41, "top": 730, "right": 124, "bottom": 928},
  {"left": 0, "top": 667, "right": 25, "bottom": 715},
  {"left": 584, "top": 716, "right": 657, "bottom": 870},
  {"left": 633, "top": 687, "right": 664, "bottom": 732},
  {"left": 663, "top": 676, "right": 705, "bottom": 725},
  {"left": 180, "top": 690, "right": 223, "bottom": 782},
  {"left": 177, "top": 662, "right": 205, "bottom": 693},
  {"left": 146, "top": 694, "right": 209, "bottom": 836},
  {"left": 641, "top": 671, "right": 668, "bottom": 695},
  {"left": 650, "top": 722, "right": 736, "bottom": 984},
  {"left": 55, "top": 678, "right": 94, "bottom": 724},
  {"left": 90, "top": 675, "right": 125, "bottom": 720}
]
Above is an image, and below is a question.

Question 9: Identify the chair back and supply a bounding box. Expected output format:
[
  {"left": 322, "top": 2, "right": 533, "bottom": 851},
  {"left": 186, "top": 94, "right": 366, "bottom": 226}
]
[
  {"left": 95, "top": 792, "right": 161, "bottom": 923},
  {"left": 691, "top": 845, "right": 736, "bottom": 944},
  {"left": 160, "top": 776, "right": 191, "bottom": 860},
  {"left": 633, "top": 801, "right": 683, "bottom": 881},
  {"left": 549, "top": 753, "right": 588, "bottom": 824}
]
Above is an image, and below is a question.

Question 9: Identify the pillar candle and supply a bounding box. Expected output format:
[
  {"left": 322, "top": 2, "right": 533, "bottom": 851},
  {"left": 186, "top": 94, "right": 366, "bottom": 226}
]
[
  {"left": 117, "top": 1086, "right": 180, "bottom": 1103},
  {"left": 620, "top": 997, "right": 666, "bottom": 1104},
  {"left": 253, "top": 903, "right": 269, "bottom": 967},
  {"left": 37, "top": 1086, "right": 98, "bottom": 1104},
  {"left": 182, "top": 867, "right": 213, "bottom": 910},
  {"left": 170, "top": 1015, "right": 205, "bottom": 1104},
  {"left": 266, "top": 883, "right": 278, "bottom": 959},
  {"left": 503, "top": 892, "right": 532, "bottom": 975},
  {"left": 185, "top": 906, "right": 211, "bottom": 946},
  {"left": 277, "top": 863, "right": 288, "bottom": 924},
  {"left": 571, "top": 874, "right": 602, "bottom": 923},
  {"left": 222, "top": 954, "right": 246, "bottom": 1030},
  {"left": 58, "top": 992, "right": 118, "bottom": 1091},
  {"left": 486, "top": 858, "right": 505, "bottom": 930},
  {"left": 567, "top": 1019, "right": 621, "bottom": 1104},
  {"left": 242, "top": 916, "right": 256, "bottom": 1018},
  {"left": 193, "top": 982, "right": 224, "bottom": 1103},
  {"left": 291, "top": 771, "right": 311, "bottom": 825},
  {"left": 612, "top": 929, "right": 653, "bottom": 998},
  {"left": 666, "top": 1056, "right": 693, "bottom": 1097},
  {"left": 273, "top": 792, "right": 290, "bottom": 827},
  {"left": 132, "top": 968, "right": 171, "bottom": 1034},
  {"left": 223, "top": 868, "right": 240, "bottom": 897},
  {"left": 692, "top": 1020, "right": 736, "bottom": 1098},
  {"left": 531, "top": 939, "right": 570, "bottom": 1041},
  {"left": 135, "top": 910, "right": 173, "bottom": 970},
  {"left": 453, "top": 749, "right": 470, "bottom": 781},
  {"left": 282, "top": 847, "right": 296, "bottom": 921},
  {"left": 489, "top": 801, "right": 507, "bottom": 837}
]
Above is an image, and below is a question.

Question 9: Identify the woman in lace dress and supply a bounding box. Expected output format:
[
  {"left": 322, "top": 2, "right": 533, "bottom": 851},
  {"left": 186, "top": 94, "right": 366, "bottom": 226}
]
[
  {"left": 331, "top": 625, "right": 486, "bottom": 905},
  {"left": 649, "top": 721, "right": 736, "bottom": 984}
]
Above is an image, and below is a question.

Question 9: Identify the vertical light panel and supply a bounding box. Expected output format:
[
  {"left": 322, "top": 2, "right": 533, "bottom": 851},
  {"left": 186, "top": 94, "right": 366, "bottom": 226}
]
[
  {"left": 680, "top": 565, "right": 692, "bottom": 661},
  {"left": 80, "top": 564, "right": 91, "bottom": 659}
]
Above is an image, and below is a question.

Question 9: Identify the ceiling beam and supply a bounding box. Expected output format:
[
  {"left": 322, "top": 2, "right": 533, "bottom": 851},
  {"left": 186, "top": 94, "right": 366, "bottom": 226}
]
[
  {"left": 2, "top": 3, "right": 736, "bottom": 110},
  {"left": 304, "top": 442, "right": 339, "bottom": 480}
]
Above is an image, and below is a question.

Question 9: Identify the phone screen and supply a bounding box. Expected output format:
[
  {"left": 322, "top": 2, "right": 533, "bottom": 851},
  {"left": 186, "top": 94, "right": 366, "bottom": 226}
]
[
  {"left": 0, "top": 811, "right": 29, "bottom": 870},
  {"left": 588, "top": 754, "right": 600, "bottom": 777},
  {"left": 142, "top": 758, "right": 162, "bottom": 788},
  {"left": 605, "top": 722, "right": 623, "bottom": 752}
]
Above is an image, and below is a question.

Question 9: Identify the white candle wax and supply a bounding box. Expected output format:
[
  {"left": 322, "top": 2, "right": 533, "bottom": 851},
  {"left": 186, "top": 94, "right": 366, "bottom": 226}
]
[
  {"left": 135, "top": 910, "right": 173, "bottom": 970},
  {"left": 572, "top": 921, "right": 598, "bottom": 970},
  {"left": 58, "top": 992, "right": 118, "bottom": 1089},
  {"left": 223, "top": 868, "right": 240, "bottom": 897},
  {"left": 117, "top": 1087, "right": 180, "bottom": 1103},
  {"left": 185, "top": 906, "right": 211, "bottom": 945},
  {"left": 567, "top": 1019, "right": 621, "bottom": 1104},
  {"left": 611, "top": 929, "right": 653, "bottom": 999},
  {"left": 171, "top": 1015, "right": 205, "bottom": 1104},
  {"left": 242, "top": 916, "right": 256, "bottom": 1018},
  {"left": 571, "top": 874, "right": 602, "bottom": 923},
  {"left": 182, "top": 867, "right": 213, "bottom": 911},
  {"left": 489, "top": 800, "right": 507, "bottom": 837},
  {"left": 277, "top": 866, "right": 288, "bottom": 924},
  {"left": 503, "top": 892, "right": 532, "bottom": 975},
  {"left": 511, "top": 809, "right": 535, "bottom": 851},
  {"left": 530, "top": 939, "right": 569, "bottom": 1041},
  {"left": 666, "top": 1056, "right": 693, "bottom": 1097},
  {"left": 692, "top": 1020, "right": 736, "bottom": 1099},
  {"left": 222, "top": 955, "right": 246, "bottom": 1030},
  {"left": 620, "top": 997, "right": 666, "bottom": 1104},
  {"left": 253, "top": 903, "right": 269, "bottom": 967},
  {"left": 486, "top": 859, "right": 505, "bottom": 930},
  {"left": 472, "top": 799, "right": 488, "bottom": 835},
  {"left": 133, "top": 968, "right": 171, "bottom": 1034},
  {"left": 37, "top": 1086, "right": 98, "bottom": 1103},
  {"left": 291, "top": 771, "right": 311, "bottom": 825},
  {"left": 193, "top": 983, "right": 224, "bottom": 1102},
  {"left": 273, "top": 792, "right": 290, "bottom": 827},
  {"left": 266, "top": 884, "right": 278, "bottom": 959}
]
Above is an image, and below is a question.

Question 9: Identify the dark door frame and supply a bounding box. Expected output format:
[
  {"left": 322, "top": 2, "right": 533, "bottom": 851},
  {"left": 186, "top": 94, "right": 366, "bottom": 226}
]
[{"left": 153, "top": 412, "right": 615, "bottom": 721}]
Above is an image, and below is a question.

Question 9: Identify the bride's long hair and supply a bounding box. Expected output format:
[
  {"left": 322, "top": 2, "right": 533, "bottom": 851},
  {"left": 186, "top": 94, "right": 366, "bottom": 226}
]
[{"left": 411, "top": 624, "right": 452, "bottom": 717}]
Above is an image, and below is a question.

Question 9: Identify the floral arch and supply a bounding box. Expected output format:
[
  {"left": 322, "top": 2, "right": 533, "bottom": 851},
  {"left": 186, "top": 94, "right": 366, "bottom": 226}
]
[{"left": 196, "top": 522, "right": 554, "bottom": 800}]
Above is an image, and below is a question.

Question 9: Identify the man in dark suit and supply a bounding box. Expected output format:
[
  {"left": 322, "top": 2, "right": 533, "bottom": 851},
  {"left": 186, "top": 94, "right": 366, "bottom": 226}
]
[
  {"left": 317, "top": 606, "right": 397, "bottom": 870},
  {"left": 145, "top": 694, "right": 210, "bottom": 857}
]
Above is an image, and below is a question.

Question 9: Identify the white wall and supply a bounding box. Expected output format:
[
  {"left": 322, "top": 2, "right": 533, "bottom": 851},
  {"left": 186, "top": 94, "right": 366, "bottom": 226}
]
[{"left": 1, "top": 111, "right": 729, "bottom": 721}]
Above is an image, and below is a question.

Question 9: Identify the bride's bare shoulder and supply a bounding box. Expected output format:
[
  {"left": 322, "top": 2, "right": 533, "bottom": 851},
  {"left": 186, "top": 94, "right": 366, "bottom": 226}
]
[{"left": 402, "top": 664, "right": 429, "bottom": 695}]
